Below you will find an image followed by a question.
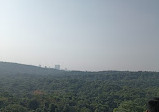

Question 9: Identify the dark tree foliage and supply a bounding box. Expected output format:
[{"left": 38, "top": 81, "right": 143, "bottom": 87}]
[{"left": 0, "top": 62, "right": 158, "bottom": 112}]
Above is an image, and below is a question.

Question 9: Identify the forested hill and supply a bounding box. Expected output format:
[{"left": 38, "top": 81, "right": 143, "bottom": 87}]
[
  {"left": 0, "top": 61, "right": 64, "bottom": 75},
  {"left": 0, "top": 62, "right": 159, "bottom": 112}
]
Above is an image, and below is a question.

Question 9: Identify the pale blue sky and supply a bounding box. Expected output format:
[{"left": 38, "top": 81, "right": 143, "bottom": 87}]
[{"left": 0, "top": 0, "right": 159, "bottom": 71}]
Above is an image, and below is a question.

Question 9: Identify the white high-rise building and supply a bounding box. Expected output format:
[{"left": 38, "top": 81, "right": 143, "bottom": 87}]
[{"left": 55, "top": 65, "right": 60, "bottom": 70}]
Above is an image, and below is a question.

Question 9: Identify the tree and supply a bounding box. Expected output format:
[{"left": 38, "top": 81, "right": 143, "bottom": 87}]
[
  {"left": 1, "top": 104, "right": 28, "bottom": 112},
  {"left": 113, "top": 101, "right": 144, "bottom": 112},
  {"left": 49, "top": 103, "right": 57, "bottom": 112},
  {"left": 28, "top": 99, "right": 40, "bottom": 110}
]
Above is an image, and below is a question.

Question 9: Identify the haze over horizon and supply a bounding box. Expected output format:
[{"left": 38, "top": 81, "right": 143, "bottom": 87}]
[{"left": 0, "top": 0, "right": 159, "bottom": 71}]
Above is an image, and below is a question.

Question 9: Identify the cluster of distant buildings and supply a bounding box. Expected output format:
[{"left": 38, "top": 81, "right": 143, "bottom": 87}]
[
  {"left": 38, "top": 64, "right": 66, "bottom": 70},
  {"left": 38, "top": 64, "right": 69, "bottom": 71}
]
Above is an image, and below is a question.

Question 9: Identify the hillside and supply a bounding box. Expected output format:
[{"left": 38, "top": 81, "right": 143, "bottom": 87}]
[
  {"left": 0, "top": 61, "right": 64, "bottom": 75},
  {"left": 0, "top": 62, "right": 159, "bottom": 112}
]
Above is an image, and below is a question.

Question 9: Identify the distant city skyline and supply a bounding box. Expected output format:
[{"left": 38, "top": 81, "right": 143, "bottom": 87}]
[{"left": 0, "top": 0, "right": 159, "bottom": 71}]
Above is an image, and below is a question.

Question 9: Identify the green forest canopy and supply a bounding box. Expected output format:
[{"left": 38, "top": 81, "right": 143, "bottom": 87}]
[{"left": 0, "top": 62, "right": 159, "bottom": 112}]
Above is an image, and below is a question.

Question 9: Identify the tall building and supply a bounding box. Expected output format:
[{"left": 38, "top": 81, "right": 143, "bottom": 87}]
[{"left": 55, "top": 65, "right": 60, "bottom": 70}]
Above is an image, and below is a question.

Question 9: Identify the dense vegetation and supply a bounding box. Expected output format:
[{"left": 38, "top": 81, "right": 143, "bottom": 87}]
[{"left": 0, "top": 62, "right": 159, "bottom": 112}]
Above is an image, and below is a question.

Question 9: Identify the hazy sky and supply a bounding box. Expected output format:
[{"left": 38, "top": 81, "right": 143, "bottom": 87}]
[{"left": 0, "top": 0, "right": 159, "bottom": 71}]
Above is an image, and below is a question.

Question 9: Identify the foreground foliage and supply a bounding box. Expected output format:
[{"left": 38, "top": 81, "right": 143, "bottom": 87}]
[{"left": 0, "top": 70, "right": 159, "bottom": 112}]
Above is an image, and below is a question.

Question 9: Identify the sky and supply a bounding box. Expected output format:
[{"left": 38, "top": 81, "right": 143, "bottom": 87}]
[{"left": 0, "top": 0, "right": 159, "bottom": 71}]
